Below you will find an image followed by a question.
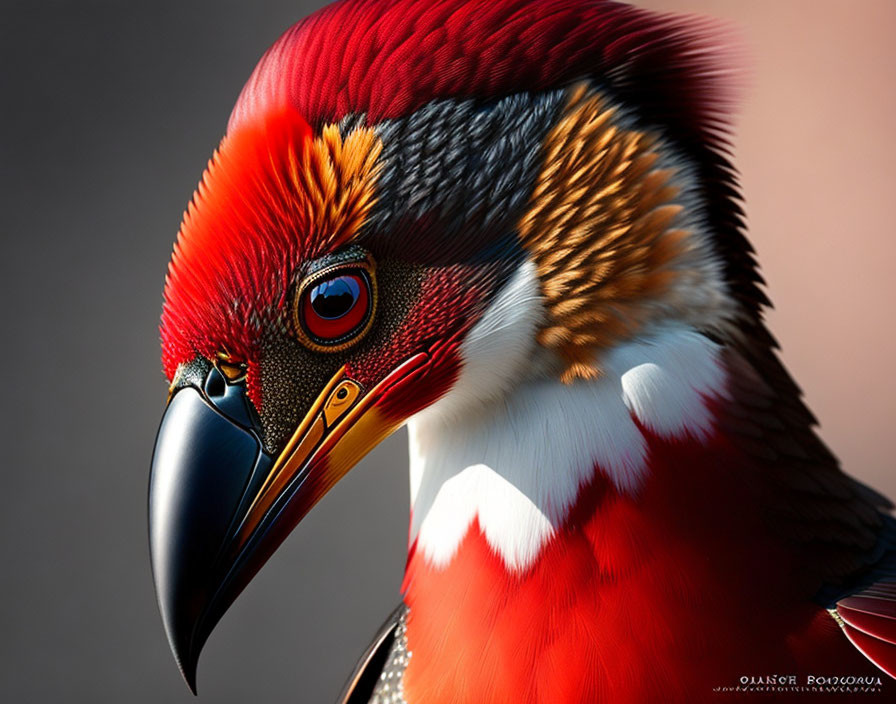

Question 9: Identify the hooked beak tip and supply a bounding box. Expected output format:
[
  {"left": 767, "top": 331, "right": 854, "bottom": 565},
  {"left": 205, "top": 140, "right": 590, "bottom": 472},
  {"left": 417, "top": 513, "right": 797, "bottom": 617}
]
[
  {"left": 182, "top": 662, "right": 199, "bottom": 696},
  {"left": 161, "top": 603, "right": 203, "bottom": 695},
  {"left": 150, "top": 380, "right": 264, "bottom": 697}
]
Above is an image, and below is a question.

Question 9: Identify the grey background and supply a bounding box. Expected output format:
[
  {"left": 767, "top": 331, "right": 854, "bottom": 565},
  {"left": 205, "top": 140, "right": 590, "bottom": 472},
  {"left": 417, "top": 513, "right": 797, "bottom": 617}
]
[
  {"left": 1, "top": 1, "right": 893, "bottom": 703},
  {"left": 1, "top": 2, "right": 409, "bottom": 702}
]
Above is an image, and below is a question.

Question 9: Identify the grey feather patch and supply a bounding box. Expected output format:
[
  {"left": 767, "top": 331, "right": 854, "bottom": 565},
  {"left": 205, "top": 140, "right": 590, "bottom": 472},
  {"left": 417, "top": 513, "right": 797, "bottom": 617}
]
[{"left": 361, "top": 90, "right": 566, "bottom": 243}]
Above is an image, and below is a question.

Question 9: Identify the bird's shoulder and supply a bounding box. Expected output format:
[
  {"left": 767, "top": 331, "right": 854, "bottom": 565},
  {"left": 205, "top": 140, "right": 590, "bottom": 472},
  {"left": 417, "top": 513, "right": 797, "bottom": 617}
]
[{"left": 719, "top": 340, "right": 895, "bottom": 601}]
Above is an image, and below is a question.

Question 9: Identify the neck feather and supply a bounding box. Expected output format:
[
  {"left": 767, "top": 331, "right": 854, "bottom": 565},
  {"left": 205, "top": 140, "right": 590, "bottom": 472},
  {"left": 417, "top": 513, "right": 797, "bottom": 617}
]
[{"left": 406, "top": 325, "right": 728, "bottom": 572}]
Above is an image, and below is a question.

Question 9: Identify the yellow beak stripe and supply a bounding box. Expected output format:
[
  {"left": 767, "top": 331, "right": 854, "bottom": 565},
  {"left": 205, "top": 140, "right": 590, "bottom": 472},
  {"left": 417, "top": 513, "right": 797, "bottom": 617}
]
[{"left": 234, "top": 353, "right": 427, "bottom": 551}]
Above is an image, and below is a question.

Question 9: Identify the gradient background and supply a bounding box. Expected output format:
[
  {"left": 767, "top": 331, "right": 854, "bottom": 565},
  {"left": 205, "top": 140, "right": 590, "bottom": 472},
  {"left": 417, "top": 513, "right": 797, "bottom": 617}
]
[{"left": 1, "top": 1, "right": 893, "bottom": 701}]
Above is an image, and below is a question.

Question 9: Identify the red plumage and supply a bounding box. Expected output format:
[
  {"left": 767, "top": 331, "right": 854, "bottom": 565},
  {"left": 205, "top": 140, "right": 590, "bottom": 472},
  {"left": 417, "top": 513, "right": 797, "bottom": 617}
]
[
  {"left": 402, "top": 419, "right": 884, "bottom": 703},
  {"left": 231, "top": 0, "right": 738, "bottom": 141},
  {"left": 156, "top": 1, "right": 896, "bottom": 696},
  {"left": 839, "top": 585, "right": 896, "bottom": 679},
  {"left": 161, "top": 108, "right": 313, "bottom": 385}
]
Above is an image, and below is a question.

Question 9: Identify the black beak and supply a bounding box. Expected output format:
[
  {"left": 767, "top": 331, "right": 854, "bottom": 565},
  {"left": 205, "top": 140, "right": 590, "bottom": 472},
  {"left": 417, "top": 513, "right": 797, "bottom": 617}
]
[
  {"left": 149, "top": 352, "right": 429, "bottom": 693},
  {"left": 148, "top": 361, "right": 272, "bottom": 693}
]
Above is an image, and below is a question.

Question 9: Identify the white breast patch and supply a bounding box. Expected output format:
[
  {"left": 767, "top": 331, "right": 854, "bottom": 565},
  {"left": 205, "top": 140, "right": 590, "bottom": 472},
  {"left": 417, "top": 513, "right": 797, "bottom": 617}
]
[{"left": 407, "top": 263, "right": 729, "bottom": 572}]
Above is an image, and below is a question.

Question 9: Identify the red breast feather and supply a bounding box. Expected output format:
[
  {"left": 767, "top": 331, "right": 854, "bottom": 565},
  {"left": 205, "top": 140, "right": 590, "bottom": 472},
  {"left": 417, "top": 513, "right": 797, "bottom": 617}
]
[{"left": 402, "top": 413, "right": 886, "bottom": 703}]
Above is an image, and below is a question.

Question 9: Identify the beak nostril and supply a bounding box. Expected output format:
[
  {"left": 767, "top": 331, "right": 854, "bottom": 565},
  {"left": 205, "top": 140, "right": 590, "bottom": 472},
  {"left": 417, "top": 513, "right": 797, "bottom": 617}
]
[{"left": 205, "top": 367, "right": 227, "bottom": 398}]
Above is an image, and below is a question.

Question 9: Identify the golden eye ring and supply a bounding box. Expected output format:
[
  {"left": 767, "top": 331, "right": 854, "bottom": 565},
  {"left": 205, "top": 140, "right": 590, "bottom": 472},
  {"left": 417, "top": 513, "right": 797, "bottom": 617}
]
[{"left": 292, "top": 255, "right": 377, "bottom": 353}]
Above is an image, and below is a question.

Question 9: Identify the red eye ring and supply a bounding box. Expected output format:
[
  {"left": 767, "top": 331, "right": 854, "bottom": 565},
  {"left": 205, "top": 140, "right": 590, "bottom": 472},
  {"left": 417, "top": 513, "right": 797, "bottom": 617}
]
[{"left": 293, "top": 260, "right": 377, "bottom": 352}]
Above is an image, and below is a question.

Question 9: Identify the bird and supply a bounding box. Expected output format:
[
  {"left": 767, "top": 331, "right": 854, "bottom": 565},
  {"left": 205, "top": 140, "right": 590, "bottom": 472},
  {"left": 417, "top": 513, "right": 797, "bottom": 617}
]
[{"left": 148, "top": 0, "right": 896, "bottom": 701}]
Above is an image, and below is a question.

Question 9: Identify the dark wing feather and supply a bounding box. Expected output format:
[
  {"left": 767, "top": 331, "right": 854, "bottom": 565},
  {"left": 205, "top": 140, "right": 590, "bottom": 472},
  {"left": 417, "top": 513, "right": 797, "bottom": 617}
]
[
  {"left": 721, "top": 341, "right": 896, "bottom": 678},
  {"left": 721, "top": 346, "right": 896, "bottom": 599},
  {"left": 837, "top": 581, "right": 896, "bottom": 678},
  {"left": 839, "top": 589, "right": 896, "bottom": 645},
  {"left": 336, "top": 604, "right": 407, "bottom": 704},
  {"left": 840, "top": 622, "right": 896, "bottom": 679}
]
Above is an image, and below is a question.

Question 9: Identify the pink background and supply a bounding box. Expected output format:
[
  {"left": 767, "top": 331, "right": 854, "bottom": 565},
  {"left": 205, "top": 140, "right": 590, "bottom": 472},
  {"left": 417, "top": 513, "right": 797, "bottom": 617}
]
[{"left": 642, "top": 0, "right": 896, "bottom": 496}]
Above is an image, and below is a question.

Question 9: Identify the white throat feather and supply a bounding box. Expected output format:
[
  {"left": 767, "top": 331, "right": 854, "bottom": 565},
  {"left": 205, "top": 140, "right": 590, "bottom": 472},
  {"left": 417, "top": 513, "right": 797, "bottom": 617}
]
[{"left": 407, "top": 262, "right": 729, "bottom": 572}]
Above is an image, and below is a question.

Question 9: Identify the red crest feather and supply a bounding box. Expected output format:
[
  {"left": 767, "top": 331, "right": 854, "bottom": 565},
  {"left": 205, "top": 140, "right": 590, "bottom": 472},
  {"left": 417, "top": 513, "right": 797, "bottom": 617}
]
[{"left": 230, "top": 0, "right": 740, "bottom": 144}]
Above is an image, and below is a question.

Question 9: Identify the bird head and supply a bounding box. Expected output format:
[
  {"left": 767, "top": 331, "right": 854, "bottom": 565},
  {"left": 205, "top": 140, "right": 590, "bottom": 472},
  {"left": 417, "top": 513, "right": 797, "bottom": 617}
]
[{"left": 150, "top": 0, "right": 751, "bottom": 691}]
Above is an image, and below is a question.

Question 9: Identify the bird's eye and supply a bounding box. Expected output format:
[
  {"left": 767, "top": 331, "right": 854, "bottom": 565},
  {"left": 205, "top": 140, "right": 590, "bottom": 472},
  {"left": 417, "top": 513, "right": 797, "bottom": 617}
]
[{"left": 294, "top": 261, "right": 376, "bottom": 351}]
